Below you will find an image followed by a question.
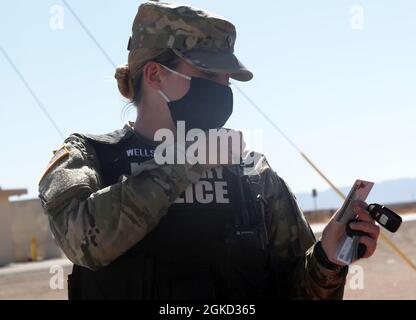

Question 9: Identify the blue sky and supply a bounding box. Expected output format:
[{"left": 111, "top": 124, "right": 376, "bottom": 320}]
[{"left": 1, "top": 0, "right": 415, "bottom": 202}]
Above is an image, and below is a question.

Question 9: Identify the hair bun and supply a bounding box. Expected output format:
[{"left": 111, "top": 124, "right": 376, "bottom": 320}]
[{"left": 115, "top": 64, "right": 134, "bottom": 101}]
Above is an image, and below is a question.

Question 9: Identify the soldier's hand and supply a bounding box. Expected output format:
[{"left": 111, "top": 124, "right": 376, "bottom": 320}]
[{"left": 320, "top": 200, "right": 381, "bottom": 266}]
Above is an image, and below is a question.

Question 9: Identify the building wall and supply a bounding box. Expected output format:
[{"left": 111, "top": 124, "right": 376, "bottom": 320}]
[
  {"left": 0, "top": 201, "right": 14, "bottom": 266},
  {"left": 9, "top": 199, "right": 62, "bottom": 262}
]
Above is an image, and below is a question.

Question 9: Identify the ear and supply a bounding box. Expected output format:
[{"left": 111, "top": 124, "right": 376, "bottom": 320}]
[{"left": 142, "top": 62, "right": 167, "bottom": 90}]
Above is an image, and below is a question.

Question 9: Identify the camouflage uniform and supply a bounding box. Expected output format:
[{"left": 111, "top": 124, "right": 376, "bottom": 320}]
[{"left": 38, "top": 2, "right": 348, "bottom": 299}]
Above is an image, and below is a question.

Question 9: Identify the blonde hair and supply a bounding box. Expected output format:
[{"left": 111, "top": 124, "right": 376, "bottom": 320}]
[{"left": 114, "top": 64, "right": 134, "bottom": 101}]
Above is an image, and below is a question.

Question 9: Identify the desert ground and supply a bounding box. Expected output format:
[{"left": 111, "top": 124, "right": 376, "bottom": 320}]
[{"left": 1, "top": 214, "right": 415, "bottom": 300}]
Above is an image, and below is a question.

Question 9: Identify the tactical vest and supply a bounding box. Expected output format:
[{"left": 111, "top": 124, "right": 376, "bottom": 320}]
[{"left": 68, "top": 128, "right": 279, "bottom": 300}]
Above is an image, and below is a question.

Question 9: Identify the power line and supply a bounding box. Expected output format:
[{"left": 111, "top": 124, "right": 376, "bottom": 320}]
[
  {"left": 232, "top": 83, "right": 302, "bottom": 153},
  {"left": 61, "top": 0, "right": 116, "bottom": 68},
  {"left": 233, "top": 84, "right": 416, "bottom": 272},
  {"left": 0, "top": 46, "right": 65, "bottom": 140}
]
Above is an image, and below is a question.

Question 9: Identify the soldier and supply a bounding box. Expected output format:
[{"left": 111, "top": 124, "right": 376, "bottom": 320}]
[{"left": 38, "top": 2, "right": 380, "bottom": 300}]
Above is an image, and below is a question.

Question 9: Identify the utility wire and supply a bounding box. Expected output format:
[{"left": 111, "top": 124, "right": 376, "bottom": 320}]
[
  {"left": 233, "top": 81, "right": 416, "bottom": 272},
  {"left": 0, "top": 46, "right": 65, "bottom": 140},
  {"left": 61, "top": 0, "right": 116, "bottom": 68},
  {"left": 232, "top": 83, "right": 301, "bottom": 153}
]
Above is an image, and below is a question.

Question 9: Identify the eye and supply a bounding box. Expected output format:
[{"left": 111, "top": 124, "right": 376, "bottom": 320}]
[
  {"left": 203, "top": 72, "right": 217, "bottom": 80},
  {"left": 201, "top": 71, "right": 230, "bottom": 86}
]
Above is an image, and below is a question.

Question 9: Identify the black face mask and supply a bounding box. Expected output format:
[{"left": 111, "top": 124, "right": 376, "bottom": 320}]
[{"left": 158, "top": 65, "right": 233, "bottom": 132}]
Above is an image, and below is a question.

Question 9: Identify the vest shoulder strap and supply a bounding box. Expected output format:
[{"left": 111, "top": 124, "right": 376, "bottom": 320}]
[{"left": 72, "top": 127, "right": 134, "bottom": 146}]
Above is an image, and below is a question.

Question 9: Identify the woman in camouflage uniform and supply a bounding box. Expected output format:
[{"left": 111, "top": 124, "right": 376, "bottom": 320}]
[{"left": 38, "top": 2, "right": 379, "bottom": 300}]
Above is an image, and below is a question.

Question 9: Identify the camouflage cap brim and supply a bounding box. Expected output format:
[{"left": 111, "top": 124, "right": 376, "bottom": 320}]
[{"left": 172, "top": 49, "right": 253, "bottom": 82}]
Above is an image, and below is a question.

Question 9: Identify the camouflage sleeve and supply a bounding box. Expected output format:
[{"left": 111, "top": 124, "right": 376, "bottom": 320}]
[
  {"left": 38, "top": 135, "right": 204, "bottom": 271},
  {"left": 255, "top": 156, "right": 348, "bottom": 299}
]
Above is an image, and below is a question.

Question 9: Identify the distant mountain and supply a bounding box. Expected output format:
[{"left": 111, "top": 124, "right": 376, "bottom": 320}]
[{"left": 295, "top": 178, "right": 416, "bottom": 211}]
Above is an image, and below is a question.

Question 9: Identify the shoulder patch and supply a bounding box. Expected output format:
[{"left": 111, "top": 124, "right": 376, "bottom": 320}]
[{"left": 39, "top": 145, "right": 70, "bottom": 185}]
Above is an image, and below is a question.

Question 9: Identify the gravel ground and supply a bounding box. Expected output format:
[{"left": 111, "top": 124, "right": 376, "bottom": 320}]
[
  {"left": 1, "top": 218, "right": 415, "bottom": 300},
  {"left": 343, "top": 217, "right": 416, "bottom": 300}
]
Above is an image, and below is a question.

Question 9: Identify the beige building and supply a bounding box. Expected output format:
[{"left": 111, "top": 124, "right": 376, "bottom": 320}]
[{"left": 0, "top": 188, "right": 62, "bottom": 266}]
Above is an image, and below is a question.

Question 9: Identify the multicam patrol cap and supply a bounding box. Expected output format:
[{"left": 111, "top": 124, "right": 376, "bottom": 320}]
[{"left": 127, "top": 1, "right": 253, "bottom": 82}]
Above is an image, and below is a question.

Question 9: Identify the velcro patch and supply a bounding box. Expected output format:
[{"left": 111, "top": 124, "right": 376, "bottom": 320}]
[{"left": 39, "top": 145, "right": 70, "bottom": 185}]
